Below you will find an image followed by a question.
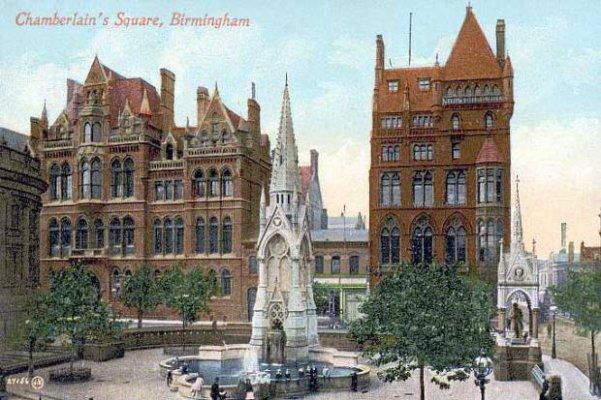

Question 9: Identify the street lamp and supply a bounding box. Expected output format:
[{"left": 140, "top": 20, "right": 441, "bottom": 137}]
[
  {"left": 473, "top": 350, "right": 494, "bottom": 400},
  {"left": 550, "top": 305, "right": 558, "bottom": 359}
]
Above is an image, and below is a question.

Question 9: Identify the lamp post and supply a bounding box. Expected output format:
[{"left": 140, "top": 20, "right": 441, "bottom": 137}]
[
  {"left": 473, "top": 350, "right": 493, "bottom": 400},
  {"left": 550, "top": 305, "right": 557, "bottom": 359}
]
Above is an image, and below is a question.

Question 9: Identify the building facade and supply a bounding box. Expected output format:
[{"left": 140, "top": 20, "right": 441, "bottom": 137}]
[
  {"left": 32, "top": 57, "right": 271, "bottom": 321},
  {"left": 369, "top": 7, "right": 513, "bottom": 285},
  {"left": 0, "top": 127, "right": 47, "bottom": 344}
]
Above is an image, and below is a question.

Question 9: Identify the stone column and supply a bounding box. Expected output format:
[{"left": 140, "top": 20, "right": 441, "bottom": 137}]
[
  {"left": 532, "top": 308, "right": 539, "bottom": 338},
  {"left": 498, "top": 308, "right": 506, "bottom": 332},
  {"left": 284, "top": 255, "right": 308, "bottom": 362}
]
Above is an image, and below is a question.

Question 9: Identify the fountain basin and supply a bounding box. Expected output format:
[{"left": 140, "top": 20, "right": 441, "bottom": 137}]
[{"left": 160, "top": 344, "right": 370, "bottom": 399}]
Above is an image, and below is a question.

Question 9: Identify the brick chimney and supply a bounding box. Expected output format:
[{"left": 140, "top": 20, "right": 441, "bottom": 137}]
[
  {"left": 375, "top": 35, "right": 384, "bottom": 85},
  {"left": 310, "top": 149, "right": 319, "bottom": 177},
  {"left": 197, "top": 86, "right": 209, "bottom": 128},
  {"left": 160, "top": 68, "right": 175, "bottom": 131},
  {"left": 568, "top": 241, "right": 574, "bottom": 263},
  {"left": 496, "top": 19, "right": 505, "bottom": 64}
]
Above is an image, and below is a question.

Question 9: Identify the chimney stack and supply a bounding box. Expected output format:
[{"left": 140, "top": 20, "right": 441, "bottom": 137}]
[
  {"left": 197, "top": 86, "right": 209, "bottom": 127},
  {"left": 561, "top": 222, "right": 567, "bottom": 250},
  {"left": 160, "top": 68, "right": 175, "bottom": 131},
  {"left": 310, "top": 149, "right": 319, "bottom": 177},
  {"left": 568, "top": 241, "right": 574, "bottom": 263},
  {"left": 496, "top": 19, "right": 506, "bottom": 63},
  {"left": 375, "top": 35, "right": 385, "bottom": 84}
]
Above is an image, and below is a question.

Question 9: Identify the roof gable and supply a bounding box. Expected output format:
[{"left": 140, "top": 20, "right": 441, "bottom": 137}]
[
  {"left": 476, "top": 137, "right": 503, "bottom": 164},
  {"left": 444, "top": 8, "right": 501, "bottom": 80}
]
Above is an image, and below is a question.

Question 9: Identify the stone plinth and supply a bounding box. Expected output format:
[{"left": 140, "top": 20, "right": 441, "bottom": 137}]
[{"left": 494, "top": 335, "right": 542, "bottom": 381}]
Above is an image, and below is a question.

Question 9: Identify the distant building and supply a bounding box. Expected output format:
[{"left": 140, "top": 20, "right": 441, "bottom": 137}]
[
  {"left": 580, "top": 241, "right": 601, "bottom": 263},
  {"left": 0, "top": 127, "right": 47, "bottom": 344},
  {"left": 369, "top": 7, "right": 513, "bottom": 286}
]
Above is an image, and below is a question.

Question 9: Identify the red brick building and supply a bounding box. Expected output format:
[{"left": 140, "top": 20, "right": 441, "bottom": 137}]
[
  {"left": 30, "top": 57, "right": 271, "bottom": 320},
  {"left": 369, "top": 7, "right": 513, "bottom": 285}
]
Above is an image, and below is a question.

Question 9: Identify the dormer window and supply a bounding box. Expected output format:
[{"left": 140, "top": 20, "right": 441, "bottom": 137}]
[
  {"left": 418, "top": 78, "right": 431, "bottom": 91},
  {"left": 388, "top": 80, "right": 399, "bottom": 93},
  {"left": 165, "top": 143, "right": 174, "bottom": 160}
]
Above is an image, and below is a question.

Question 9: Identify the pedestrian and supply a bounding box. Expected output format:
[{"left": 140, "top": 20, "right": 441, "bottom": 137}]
[
  {"left": 351, "top": 371, "right": 358, "bottom": 392},
  {"left": 546, "top": 323, "right": 552, "bottom": 338},
  {"left": 245, "top": 378, "right": 255, "bottom": 400},
  {"left": 539, "top": 379, "right": 549, "bottom": 400},
  {"left": 211, "top": 377, "right": 220, "bottom": 400},
  {"left": 191, "top": 375, "right": 204, "bottom": 399},
  {"left": 166, "top": 369, "right": 173, "bottom": 387}
]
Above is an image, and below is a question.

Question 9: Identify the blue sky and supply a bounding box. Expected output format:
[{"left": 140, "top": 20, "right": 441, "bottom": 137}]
[{"left": 1, "top": 0, "right": 600, "bottom": 256}]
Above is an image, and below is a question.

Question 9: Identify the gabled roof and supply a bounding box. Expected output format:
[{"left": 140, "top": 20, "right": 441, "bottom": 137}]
[
  {"left": 444, "top": 8, "right": 501, "bottom": 80},
  {"left": 110, "top": 78, "right": 161, "bottom": 127},
  {"left": 476, "top": 137, "right": 503, "bottom": 164},
  {"left": 380, "top": 66, "right": 439, "bottom": 112}
]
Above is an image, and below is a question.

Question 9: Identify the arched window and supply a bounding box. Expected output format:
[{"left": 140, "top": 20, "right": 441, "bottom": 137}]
[
  {"left": 111, "top": 159, "right": 122, "bottom": 198},
  {"left": 445, "top": 222, "right": 467, "bottom": 264},
  {"left": 380, "top": 218, "right": 400, "bottom": 264},
  {"left": 492, "top": 85, "right": 501, "bottom": 96},
  {"left": 221, "top": 169, "right": 232, "bottom": 197},
  {"left": 486, "top": 219, "right": 495, "bottom": 261},
  {"left": 208, "top": 169, "right": 219, "bottom": 197},
  {"left": 248, "top": 256, "right": 258, "bottom": 274},
  {"left": 457, "top": 171, "right": 466, "bottom": 204},
  {"left": 380, "top": 173, "right": 391, "bottom": 206},
  {"left": 331, "top": 256, "right": 341, "bottom": 274},
  {"left": 80, "top": 159, "right": 90, "bottom": 199},
  {"left": 426, "top": 144, "right": 433, "bottom": 160},
  {"left": 485, "top": 112, "right": 493, "bottom": 129},
  {"left": 452, "top": 114, "right": 460, "bottom": 130},
  {"left": 483, "top": 85, "right": 490, "bottom": 96},
  {"left": 412, "top": 219, "right": 433, "bottom": 265},
  {"left": 413, "top": 171, "right": 433, "bottom": 206},
  {"left": 486, "top": 170, "right": 495, "bottom": 202},
  {"left": 49, "top": 218, "right": 59, "bottom": 256},
  {"left": 315, "top": 255, "right": 324, "bottom": 274},
  {"left": 92, "top": 122, "right": 101, "bottom": 142},
  {"left": 221, "top": 269, "right": 232, "bottom": 296},
  {"left": 200, "top": 131, "right": 208, "bottom": 146},
  {"left": 60, "top": 218, "right": 71, "bottom": 257},
  {"left": 61, "top": 162, "right": 72, "bottom": 200},
  {"left": 413, "top": 145, "right": 420, "bottom": 160},
  {"left": 193, "top": 169, "right": 205, "bottom": 198},
  {"left": 381, "top": 146, "right": 388, "bottom": 162},
  {"left": 165, "top": 143, "right": 174, "bottom": 160},
  {"left": 221, "top": 130, "right": 230, "bottom": 145},
  {"left": 175, "top": 217, "right": 184, "bottom": 254},
  {"left": 477, "top": 169, "right": 486, "bottom": 203},
  {"left": 474, "top": 85, "right": 481, "bottom": 97},
  {"left": 393, "top": 145, "right": 400, "bottom": 161},
  {"left": 420, "top": 144, "right": 427, "bottom": 161},
  {"left": 209, "top": 217, "right": 218, "bottom": 254},
  {"left": 83, "top": 122, "right": 92, "bottom": 142},
  {"left": 446, "top": 87, "right": 455, "bottom": 98},
  {"left": 123, "top": 158, "right": 135, "bottom": 198},
  {"left": 195, "top": 217, "right": 205, "bottom": 254},
  {"left": 465, "top": 86, "right": 472, "bottom": 96},
  {"left": 446, "top": 170, "right": 466, "bottom": 205},
  {"left": 391, "top": 173, "right": 401, "bottom": 206},
  {"left": 349, "top": 255, "right": 360, "bottom": 275},
  {"left": 50, "top": 164, "right": 60, "bottom": 200},
  {"left": 164, "top": 218, "right": 173, "bottom": 254},
  {"left": 91, "top": 158, "right": 101, "bottom": 199},
  {"left": 111, "top": 268, "right": 121, "bottom": 299},
  {"left": 76, "top": 218, "right": 88, "bottom": 249},
  {"left": 153, "top": 219, "right": 162, "bottom": 254},
  {"left": 123, "top": 216, "right": 135, "bottom": 254},
  {"left": 477, "top": 219, "right": 486, "bottom": 262},
  {"left": 109, "top": 218, "right": 121, "bottom": 254},
  {"left": 221, "top": 217, "right": 232, "bottom": 254},
  {"left": 94, "top": 219, "right": 104, "bottom": 248}
]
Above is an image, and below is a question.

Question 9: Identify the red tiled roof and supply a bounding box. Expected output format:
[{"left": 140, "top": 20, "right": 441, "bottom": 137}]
[
  {"left": 380, "top": 66, "right": 439, "bottom": 112},
  {"left": 444, "top": 8, "right": 501, "bottom": 80},
  {"left": 110, "top": 78, "right": 161, "bottom": 127},
  {"left": 299, "top": 165, "right": 311, "bottom": 200},
  {"left": 225, "top": 107, "right": 241, "bottom": 129},
  {"left": 476, "top": 137, "right": 503, "bottom": 164}
]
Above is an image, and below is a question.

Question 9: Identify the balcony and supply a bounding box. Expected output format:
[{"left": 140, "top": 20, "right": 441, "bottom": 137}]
[
  {"left": 43, "top": 139, "right": 74, "bottom": 150},
  {"left": 442, "top": 95, "right": 504, "bottom": 106},
  {"left": 149, "top": 159, "right": 184, "bottom": 171},
  {"left": 185, "top": 147, "right": 237, "bottom": 157},
  {"left": 70, "top": 248, "right": 106, "bottom": 258},
  {"left": 108, "top": 134, "right": 140, "bottom": 143}
]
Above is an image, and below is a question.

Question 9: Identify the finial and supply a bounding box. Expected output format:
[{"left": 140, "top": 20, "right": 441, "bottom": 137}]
[
  {"left": 285, "top": 73, "right": 288, "bottom": 87},
  {"left": 435, "top": 53, "right": 439, "bottom": 66},
  {"left": 41, "top": 99, "right": 48, "bottom": 121},
  {"left": 251, "top": 82, "right": 256, "bottom": 100},
  {"left": 467, "top": 1, "right": 472, "bottom": 11},
  {"left": 532, "top": 238, "right": 537, "bottom": 255},
  {"left": 214, "top": 81, "right": 219, "bottom": 96}
]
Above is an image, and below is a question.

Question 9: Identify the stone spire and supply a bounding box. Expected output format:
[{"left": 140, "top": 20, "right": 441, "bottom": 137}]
[
  {"left": 41, "top": 99, "right": 48, "bottom": 122},
  {"left": 512, "top": 176, "right": 524, "bottom": 250},
  {"left": 269, "top": 78, "right": 300, "bottom": 209}
]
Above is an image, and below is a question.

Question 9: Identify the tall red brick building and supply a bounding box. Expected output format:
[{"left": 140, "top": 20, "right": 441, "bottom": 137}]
[
  {"left": 30, "top": 57, "right": 271, "bottom": 320},
  {"left": 369, "top": 7, "right": 513, "bottom": 285}
]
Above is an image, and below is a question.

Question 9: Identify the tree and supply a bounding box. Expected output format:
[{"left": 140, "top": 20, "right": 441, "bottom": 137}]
[
  {"left": 349, "top": 263, "right": 494, "bottom": 400},
  {"left": 48, "top": 262, "right": 121, "bottom": 372},
  {"left": 121, "top": 265, "right": 161, "bottom": 329},
  {"left": 23, "top": 290, "right": 53, "bottom": 378},
  {"left": 312, "top": 281, "right": 329, "bottom": 315},
  {"left": 160, "top": 266, "right": 218, "bottom": 348},
  {"left": 550, "top": 269, "right": 601, "bottom": 393}
]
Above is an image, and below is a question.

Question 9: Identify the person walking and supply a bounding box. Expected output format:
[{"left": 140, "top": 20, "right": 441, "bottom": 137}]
[
  {"left": 166, "top": 370, "right": 173, "bottom": 387},
  {"left": 191, "top": 375, "right": 204, "bottom": 399},
  {"left": 211, "top": 377, "right": 220, "bottom": 400},
  {"left": 351, "top": 371, "right": 358, "bottom": 392},
  {"left": 244, "top": 378, "right": 255, "bottom": 400}
]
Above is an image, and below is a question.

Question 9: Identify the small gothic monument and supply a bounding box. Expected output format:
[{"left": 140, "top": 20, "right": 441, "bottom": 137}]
[
  {"left": 494, "top": 177, "right": 542, "bottom": 380},
  {"left": 249, "top": 79, "right": 318, "bottom": 364}
]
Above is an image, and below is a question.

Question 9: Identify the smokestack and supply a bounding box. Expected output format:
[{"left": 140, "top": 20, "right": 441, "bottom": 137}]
[
  {"left": 375, "top": 35, "right": 385, "bottom": 84},
  {"left": 561, "top": 222, "right": 567, "bottom": 250},
  {"left": 568, "top": 241, "right": 574, "bottom": 263},
  {"left": 496, "top": 19, "right": 506, "bottom": 63},
  {"left": 196, "top": 86, "right": 209, "bottom": 127},
  {"left": 160, "top": 68, "right": 175, "bottom": 131}
]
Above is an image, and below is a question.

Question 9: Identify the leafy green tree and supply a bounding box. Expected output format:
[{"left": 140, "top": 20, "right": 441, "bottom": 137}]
[
  {"left": 160, "top": 266, "right": 218, "bottom": 348},
  {"left": 23, "top": 290, "right": 53, "bottom": 378},
  {"left": 48, "top": 262, "right": 120, "bottom": 372},
  {"left": 349, "top": 263, "right": 494, "bottom": 400},
  {"left": 312, "top": 281, "right": 329, "bottom": 315},
  {"left": 550, "top": 269, "right": 601, "bottom": 389},
  {"left": 121, "top": 265, "right": 161, "bottom": 329}
]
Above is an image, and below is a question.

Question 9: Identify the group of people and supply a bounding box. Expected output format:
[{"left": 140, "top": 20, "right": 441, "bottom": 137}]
[{"left": 166, "top": 366, "right": 228, "bottom": 400}]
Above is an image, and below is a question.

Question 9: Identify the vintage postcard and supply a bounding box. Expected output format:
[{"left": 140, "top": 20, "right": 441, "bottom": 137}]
[{"left": 1, "top": 1, "right": 599, "bottom": 399}]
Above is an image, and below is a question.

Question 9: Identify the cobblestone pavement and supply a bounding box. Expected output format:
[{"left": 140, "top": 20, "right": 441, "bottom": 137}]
[{"left": 7, "top": 348, "right": 539, "bottom": 400}]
